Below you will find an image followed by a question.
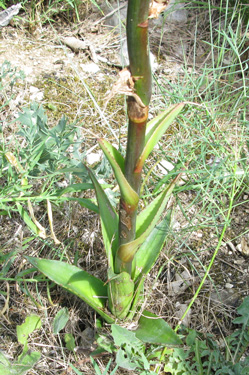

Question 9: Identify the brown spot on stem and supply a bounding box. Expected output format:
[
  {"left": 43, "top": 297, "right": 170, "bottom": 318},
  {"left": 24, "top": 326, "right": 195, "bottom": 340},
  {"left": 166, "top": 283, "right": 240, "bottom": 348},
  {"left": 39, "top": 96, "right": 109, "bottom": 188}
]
[
  {"left": 120, "top": 230, "right": 127, "bottom": 239},
  {"left": 127, "top": 98, "right": 148, "bottom": 124},
  {"left": 138, "top": 20, "right": 148, "bottom": 28},
  {"left": 120, "top": 199, "right": 136, "bottom": 213},
  {"left": 120, "top": 209, "right": 132, "bottom": 230},
  {"left": 104, "top": 68, "right": 146, "bottom": 109}
]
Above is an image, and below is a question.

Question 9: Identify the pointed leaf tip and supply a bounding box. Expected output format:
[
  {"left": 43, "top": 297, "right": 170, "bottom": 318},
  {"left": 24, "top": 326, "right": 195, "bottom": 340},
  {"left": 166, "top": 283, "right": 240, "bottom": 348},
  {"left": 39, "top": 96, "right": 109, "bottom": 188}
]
[
  {"left": 98, "top": 138, "right": 139, "bottom": 207},
  {"left": 135, "top": 103, "right": 184, "bottom": 173}
]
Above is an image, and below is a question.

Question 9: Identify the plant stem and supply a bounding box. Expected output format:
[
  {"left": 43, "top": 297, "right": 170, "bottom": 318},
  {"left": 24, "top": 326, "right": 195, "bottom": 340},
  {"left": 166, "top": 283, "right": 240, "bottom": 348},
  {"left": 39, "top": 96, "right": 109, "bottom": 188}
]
[{"left": 116, "top": 0, "right": 152, "bottom": 274}]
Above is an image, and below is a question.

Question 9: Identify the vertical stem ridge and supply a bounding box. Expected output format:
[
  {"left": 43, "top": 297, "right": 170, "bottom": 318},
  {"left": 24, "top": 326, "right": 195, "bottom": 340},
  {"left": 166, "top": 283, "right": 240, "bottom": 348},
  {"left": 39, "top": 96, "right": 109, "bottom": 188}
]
[{"left": 116, "top": 0, "right": 152, "bottom": 274}]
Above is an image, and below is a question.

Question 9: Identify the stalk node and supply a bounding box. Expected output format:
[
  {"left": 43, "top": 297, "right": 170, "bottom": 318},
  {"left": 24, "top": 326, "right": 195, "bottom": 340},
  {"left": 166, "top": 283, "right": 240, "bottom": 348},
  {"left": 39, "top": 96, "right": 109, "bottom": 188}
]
[
  {"left": 138, "top": 20, "right": 148, "bottom": 28},
  {"left": 127, "top": 98, "right": 148, "bottom": 124}
]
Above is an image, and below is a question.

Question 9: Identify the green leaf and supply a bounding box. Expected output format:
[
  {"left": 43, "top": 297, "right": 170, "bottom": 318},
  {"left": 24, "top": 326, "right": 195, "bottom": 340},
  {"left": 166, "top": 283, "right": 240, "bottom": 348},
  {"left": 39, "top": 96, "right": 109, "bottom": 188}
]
[
  {"left": 16, "top": 203, "right": 40, "bottom": 236},
  {"left": 117, "top": 176, "right": 179, "bottom": 263},
  {"left": 0, "top": 351, "right": 10, "bottom": 367},
  {"left": 98, "top": 139, "right": 125, "bottom": 172},
  {"left": 90, "top": 357, "right": 118, "bottom": 375},
  {"left": 98, "top": 139, "right": 139, "bottom": 207},
  {"left": 0, "top": 364, "right": 10, "bottom": 375},
  {"left": 133, "top": 212, "right": 172, "bottom": 282},
  {"left": 108, "top": 270, "right": 134, "bottom": 320},
  {"left": 69, "top": 363, "right": 84, "bottom": 375},
  {"left": 55, "top": 183, "right": 93, "bottom": 196},
  {"left": 87, "top": 167, "right": 119, "bottom": 270},
  {"left": 96, "top": 334, "right": 116, "bottom": 354},
  {"left": 16, "top": 351, "right": 41, "bottom": 375},
  {"left": 111, "top": 325, "right": 149, "bottom": 371},
  {"left": 135, "top": 103, "right": 184, "bottom": 173},
  {"left": 25, "top": 256, "right": 114, "bottom": 323},
  {"left": 70, "top": 197, "right": 99, "bottom": 213},
  {"left": 16, "top": 314, "right": 41, "bottom": 352},
  {"left": 112, "top": 324, "right": 143, "bottom": 348},
  {"left": 136, "top": 176, "right": 178, "bottom": 237},
  {"left": 126, "top": 276, "right": 145, "bottom": 321},
  {"left": 0, "top": 366, "right": 11, "bottom": 375},
  {"left": 233, "top": 296, "right": 249, "bottom": 325},
  {"left": 116, "top": 348, "right": 138, "bottom": 371},
  {"left": 52, "top": 308, "right": 69, "bottom": 334},
  {"left": 0, "top": 250, "right": 17, "bottom": 277},
  {"left": 135, "top": 311, "right": 182, "bottom": 345},
  {"left": 64, "top": 333, "right": 76, "bottom": 351}
]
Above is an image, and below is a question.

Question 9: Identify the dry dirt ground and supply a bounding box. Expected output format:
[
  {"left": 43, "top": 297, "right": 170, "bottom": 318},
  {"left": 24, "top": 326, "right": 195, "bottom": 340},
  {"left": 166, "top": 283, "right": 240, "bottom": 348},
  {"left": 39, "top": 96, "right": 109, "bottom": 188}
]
[{"left": 0, "top": 2, "right": 249, "bottom": 375}]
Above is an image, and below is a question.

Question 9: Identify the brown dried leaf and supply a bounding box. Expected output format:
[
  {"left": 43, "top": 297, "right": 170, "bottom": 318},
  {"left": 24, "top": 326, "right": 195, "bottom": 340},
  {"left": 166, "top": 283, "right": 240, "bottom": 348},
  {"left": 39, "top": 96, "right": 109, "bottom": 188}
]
[
  {"left": 104, "top": 67, "right": 145, "bottom": 109},
  {"left": 149, "top": 0, "right": 171, "bottom": 19},
  {"left": 27, "top": 199, "right": 47, "bottom": 239}
]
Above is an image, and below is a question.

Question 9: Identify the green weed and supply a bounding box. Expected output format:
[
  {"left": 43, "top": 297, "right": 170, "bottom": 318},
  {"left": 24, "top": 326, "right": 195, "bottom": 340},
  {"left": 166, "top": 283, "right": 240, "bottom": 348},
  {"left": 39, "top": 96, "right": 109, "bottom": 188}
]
[{"left": 0, "top": 314, "right": 41, "bottom": 375}]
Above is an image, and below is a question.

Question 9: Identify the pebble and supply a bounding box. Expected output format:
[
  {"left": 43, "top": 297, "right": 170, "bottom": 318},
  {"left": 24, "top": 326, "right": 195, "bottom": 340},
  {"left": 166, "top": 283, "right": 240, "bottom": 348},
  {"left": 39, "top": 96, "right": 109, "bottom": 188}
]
[
  {"left": 86, "top": 152, "right": 102, "bottom": 165},
  {"left": 80, "top": 63, "right": 100, "bottom": 74},
  {"left": 29, "top": 86, "right": 44, "bottom": 101},
  {"left": 225, "top": 283, "right": 233, "bottom": 289},
  {"left": 234, "top": 259, "right": 244, "bottom": 265},
  {"left": 157, "top": 159, "right": 175, "bottom": 174}
]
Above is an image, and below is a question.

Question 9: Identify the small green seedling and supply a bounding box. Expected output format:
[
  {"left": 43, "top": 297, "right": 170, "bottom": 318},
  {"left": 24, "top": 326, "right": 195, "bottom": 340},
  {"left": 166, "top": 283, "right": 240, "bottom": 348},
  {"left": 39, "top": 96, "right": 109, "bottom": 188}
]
[
  {"left": 0, "top": 314, "right": 41, "bottom": 375},
  {"left": 64, "top": 333, "right": 76, "bottom": 352},
  {"left": 52, "top": 307, "right": 75, "bottom": 351},
  {"left": 52, "top": 307, "right": 69, "bottom": 335}
]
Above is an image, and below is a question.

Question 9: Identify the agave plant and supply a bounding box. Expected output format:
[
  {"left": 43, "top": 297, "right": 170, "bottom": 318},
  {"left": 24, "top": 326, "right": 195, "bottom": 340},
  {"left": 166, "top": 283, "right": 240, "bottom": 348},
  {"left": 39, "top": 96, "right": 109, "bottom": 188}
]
[{"left": 26, "top": 0, "right": 184, "bottom": 345}]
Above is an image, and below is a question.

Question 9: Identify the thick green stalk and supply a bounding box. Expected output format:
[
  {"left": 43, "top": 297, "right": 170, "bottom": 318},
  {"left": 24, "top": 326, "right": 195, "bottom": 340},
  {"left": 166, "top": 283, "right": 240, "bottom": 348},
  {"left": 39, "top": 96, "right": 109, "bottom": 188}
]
[
  {"left": 116, "top": 0, "right": 152, "bottom": 274},
  {"left": 127, "top": 0, "right": 152, "bottom": 106}
]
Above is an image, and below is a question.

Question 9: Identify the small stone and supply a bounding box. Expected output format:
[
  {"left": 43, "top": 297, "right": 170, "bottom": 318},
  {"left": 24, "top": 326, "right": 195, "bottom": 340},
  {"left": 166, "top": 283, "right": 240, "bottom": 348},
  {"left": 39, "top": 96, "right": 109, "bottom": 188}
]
[
  {"left": 157, "top": 159, "right": 175, "bottom": 174},
  {"left": 56, "top": 180, "right": 68, "bottom": 188},
  {"left": 72, "top": 226, "right": 78, "bottom": 234},
  {"left": 29, "top": 86, "right": 44, "bottom": 101},
  {"left": 234, "top": 259, "right": 244, "bottom": 265},
  {"left": 237, "top": 238, "right": 249, "bottom": 256},
  {"left": 86, "top": 152, "right": 102, "bottom": 165},
  {"left": 80, "top": 63, "right": 100, "bottom": 74},
  {"left": 225, "top": 283, "right": 233, "bottom": 289}
]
